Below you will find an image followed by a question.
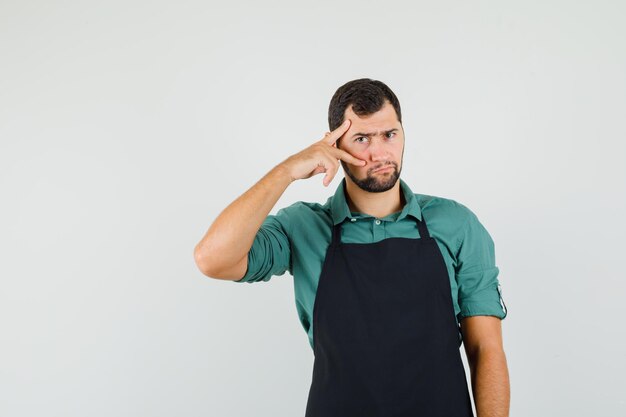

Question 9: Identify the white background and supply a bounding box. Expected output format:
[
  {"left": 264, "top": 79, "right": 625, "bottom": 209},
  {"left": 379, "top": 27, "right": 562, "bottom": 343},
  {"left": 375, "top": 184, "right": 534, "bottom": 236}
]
[{"left": 1, "top": 1, "right": 625, "bottom": 416}]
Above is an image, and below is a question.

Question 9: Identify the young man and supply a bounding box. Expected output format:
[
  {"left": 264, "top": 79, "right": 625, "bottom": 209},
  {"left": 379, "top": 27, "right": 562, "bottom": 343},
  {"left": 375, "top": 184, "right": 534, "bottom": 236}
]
[{"left": 194, "top": 78, "right": 510, "bottom": 416}]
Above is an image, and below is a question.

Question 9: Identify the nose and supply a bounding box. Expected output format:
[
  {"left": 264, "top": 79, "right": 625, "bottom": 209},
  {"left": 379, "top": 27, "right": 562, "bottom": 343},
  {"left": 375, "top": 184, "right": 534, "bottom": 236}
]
[{"left": 368, "top": 136, "right": 390, "bottom": 162}]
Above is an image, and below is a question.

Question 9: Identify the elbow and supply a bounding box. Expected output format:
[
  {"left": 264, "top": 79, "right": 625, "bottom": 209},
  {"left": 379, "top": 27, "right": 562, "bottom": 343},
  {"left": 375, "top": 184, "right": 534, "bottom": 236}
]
[
  {"left": 194, "top": 241, "right": 248, "bottom": 281},
  {"left": 194, "top": 243, "right": 218, "bottom": 278},
  {"left": 465, "top": 344, "right": 506, "bottom": 366}
]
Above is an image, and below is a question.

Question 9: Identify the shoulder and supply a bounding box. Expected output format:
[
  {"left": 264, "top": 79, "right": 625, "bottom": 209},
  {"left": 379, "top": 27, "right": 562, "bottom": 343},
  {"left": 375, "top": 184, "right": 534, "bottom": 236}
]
[
  {"left": 270, "top": 199, "right": 332, "bottom": 229},
  {"left": 413, "top": 193, "right": 487, "bottom": 248},
  {"left": 415, "top": 193, "right": 476, "bottom": 225},
  {"left": 415, "top": 193, "right": 495, "bottom": 256},
  {"left": 276, "top": 199, "right": 331, "bottom": 217}
]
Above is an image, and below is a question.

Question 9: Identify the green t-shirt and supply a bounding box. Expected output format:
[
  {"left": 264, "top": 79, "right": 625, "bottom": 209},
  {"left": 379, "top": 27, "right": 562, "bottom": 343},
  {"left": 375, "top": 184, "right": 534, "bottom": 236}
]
[{"left": 234, "top": 177, "right": 507, "bottom": 350}]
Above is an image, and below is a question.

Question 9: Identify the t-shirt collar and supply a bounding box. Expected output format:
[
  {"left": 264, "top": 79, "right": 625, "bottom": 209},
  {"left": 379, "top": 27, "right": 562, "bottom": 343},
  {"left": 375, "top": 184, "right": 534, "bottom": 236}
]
[{"left": 330, "top": 177, "right": 422, "bottom": 225}]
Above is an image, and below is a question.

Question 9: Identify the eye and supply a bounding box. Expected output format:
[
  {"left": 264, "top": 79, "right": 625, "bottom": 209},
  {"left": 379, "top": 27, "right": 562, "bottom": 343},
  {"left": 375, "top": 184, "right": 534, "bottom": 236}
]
[
  {"left": 354, "top": 136, "right": 369, "bottom": 143},
  {"left": 386, "top": 131, "right": 396, "bottom": 139}
]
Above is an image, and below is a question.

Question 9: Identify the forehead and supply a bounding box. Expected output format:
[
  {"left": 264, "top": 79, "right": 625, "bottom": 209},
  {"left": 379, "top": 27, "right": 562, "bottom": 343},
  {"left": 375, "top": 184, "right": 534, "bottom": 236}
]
[{"left": 343, "top": 100, "right": 400, "bottom": 131}]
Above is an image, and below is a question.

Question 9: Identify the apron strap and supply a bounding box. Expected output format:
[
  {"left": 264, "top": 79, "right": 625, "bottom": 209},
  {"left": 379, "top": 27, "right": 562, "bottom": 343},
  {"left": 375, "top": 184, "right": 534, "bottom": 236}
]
[
  {"left": 331, "top": 222, "right": 343, "bottom": 245},
  {"left": 416, "top": 215, "right": 431, "bottom": 239}
]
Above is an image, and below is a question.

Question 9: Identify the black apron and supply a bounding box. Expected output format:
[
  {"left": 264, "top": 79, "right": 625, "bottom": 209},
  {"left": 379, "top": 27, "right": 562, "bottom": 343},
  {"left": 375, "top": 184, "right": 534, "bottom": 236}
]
[{"left": 305, "top": 214, "right": 474, "bottom": 417}]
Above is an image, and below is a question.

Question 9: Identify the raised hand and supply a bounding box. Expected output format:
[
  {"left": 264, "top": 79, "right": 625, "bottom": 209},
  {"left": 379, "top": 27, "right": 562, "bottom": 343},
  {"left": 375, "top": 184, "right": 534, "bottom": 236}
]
[{"left": 280, "top": 119, "right": 366, "bottom": 187}]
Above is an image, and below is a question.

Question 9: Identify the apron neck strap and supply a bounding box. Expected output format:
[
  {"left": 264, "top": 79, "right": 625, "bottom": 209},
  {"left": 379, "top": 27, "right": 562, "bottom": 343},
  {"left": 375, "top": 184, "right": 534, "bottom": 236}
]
[{"left": 416, "top": 216, "right": 431, "bottom": 239}]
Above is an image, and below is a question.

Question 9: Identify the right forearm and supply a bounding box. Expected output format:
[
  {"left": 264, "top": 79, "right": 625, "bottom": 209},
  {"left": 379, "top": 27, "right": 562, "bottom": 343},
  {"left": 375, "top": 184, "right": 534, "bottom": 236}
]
[{"left": 194, "top": 163, "right": 293, "bottom": 275}]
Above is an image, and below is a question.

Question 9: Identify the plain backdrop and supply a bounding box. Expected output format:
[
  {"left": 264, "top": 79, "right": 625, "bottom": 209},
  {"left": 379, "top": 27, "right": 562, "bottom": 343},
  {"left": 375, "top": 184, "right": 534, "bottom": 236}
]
[{"left": 1, "top": 1, "right": 625, "bottom": 416}]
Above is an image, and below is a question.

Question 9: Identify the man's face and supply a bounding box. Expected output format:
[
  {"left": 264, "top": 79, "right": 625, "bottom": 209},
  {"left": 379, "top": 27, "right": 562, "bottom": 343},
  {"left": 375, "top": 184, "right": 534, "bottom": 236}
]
[{"left": 336, "top": 100, "right": 405, "bottom": 193}]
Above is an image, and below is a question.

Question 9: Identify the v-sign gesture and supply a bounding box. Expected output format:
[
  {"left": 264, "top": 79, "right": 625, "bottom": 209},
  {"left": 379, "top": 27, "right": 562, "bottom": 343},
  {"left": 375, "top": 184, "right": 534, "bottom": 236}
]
[{"left": 281, "top": 119, "right": 366, "bottom": 187}]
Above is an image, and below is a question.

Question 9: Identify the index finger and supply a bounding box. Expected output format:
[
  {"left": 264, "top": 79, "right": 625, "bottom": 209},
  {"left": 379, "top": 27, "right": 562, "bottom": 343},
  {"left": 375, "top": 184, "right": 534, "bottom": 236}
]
[{"left": 323, "top": 118, "right": 352, "bottom": 145}]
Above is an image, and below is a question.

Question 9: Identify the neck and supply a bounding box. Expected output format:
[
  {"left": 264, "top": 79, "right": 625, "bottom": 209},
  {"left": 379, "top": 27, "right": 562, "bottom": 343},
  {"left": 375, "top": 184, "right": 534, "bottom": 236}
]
[{"left": 344, "top": 178, "right": 405, "bottom": 219}]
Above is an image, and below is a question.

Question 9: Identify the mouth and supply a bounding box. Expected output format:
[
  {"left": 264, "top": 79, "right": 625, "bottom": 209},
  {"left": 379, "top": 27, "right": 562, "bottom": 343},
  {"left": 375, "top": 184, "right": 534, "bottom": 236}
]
[{"left": 373, "top": 165, "right": 393, "bottom": 173}]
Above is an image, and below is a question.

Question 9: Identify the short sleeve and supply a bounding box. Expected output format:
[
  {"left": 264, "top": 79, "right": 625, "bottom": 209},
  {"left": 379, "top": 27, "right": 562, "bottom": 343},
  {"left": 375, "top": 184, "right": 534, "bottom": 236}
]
[
  {"left": 455, "top": 209, "right": 507, "bottom": 320},
  {"left": 233, "top": 207, "right": 292, "bottom": 283}
]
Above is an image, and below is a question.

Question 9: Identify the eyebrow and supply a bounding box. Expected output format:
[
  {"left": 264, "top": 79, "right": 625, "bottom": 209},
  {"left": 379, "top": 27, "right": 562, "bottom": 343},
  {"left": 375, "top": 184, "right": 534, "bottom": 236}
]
[{"left": 350, "top": 128, "right": 399, "bottom": 138}]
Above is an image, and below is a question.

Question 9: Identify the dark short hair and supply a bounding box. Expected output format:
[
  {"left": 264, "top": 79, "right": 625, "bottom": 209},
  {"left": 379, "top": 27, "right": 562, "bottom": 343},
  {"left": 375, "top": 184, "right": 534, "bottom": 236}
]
[{"left": 327, "top": 78, "right": 402, "bottom": 133}]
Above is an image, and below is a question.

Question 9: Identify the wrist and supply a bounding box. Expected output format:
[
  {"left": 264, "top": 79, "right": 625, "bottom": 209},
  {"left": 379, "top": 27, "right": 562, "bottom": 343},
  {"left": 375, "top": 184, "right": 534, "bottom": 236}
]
[{"left": 272, "top": 162, "right": 296, "bottom": 185}]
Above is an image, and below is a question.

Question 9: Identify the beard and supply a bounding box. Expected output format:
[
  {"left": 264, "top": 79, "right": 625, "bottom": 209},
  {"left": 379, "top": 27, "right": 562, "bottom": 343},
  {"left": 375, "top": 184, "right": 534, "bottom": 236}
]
[{"left": 341, "top": 160, "right": 402, "bottom": 193}]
